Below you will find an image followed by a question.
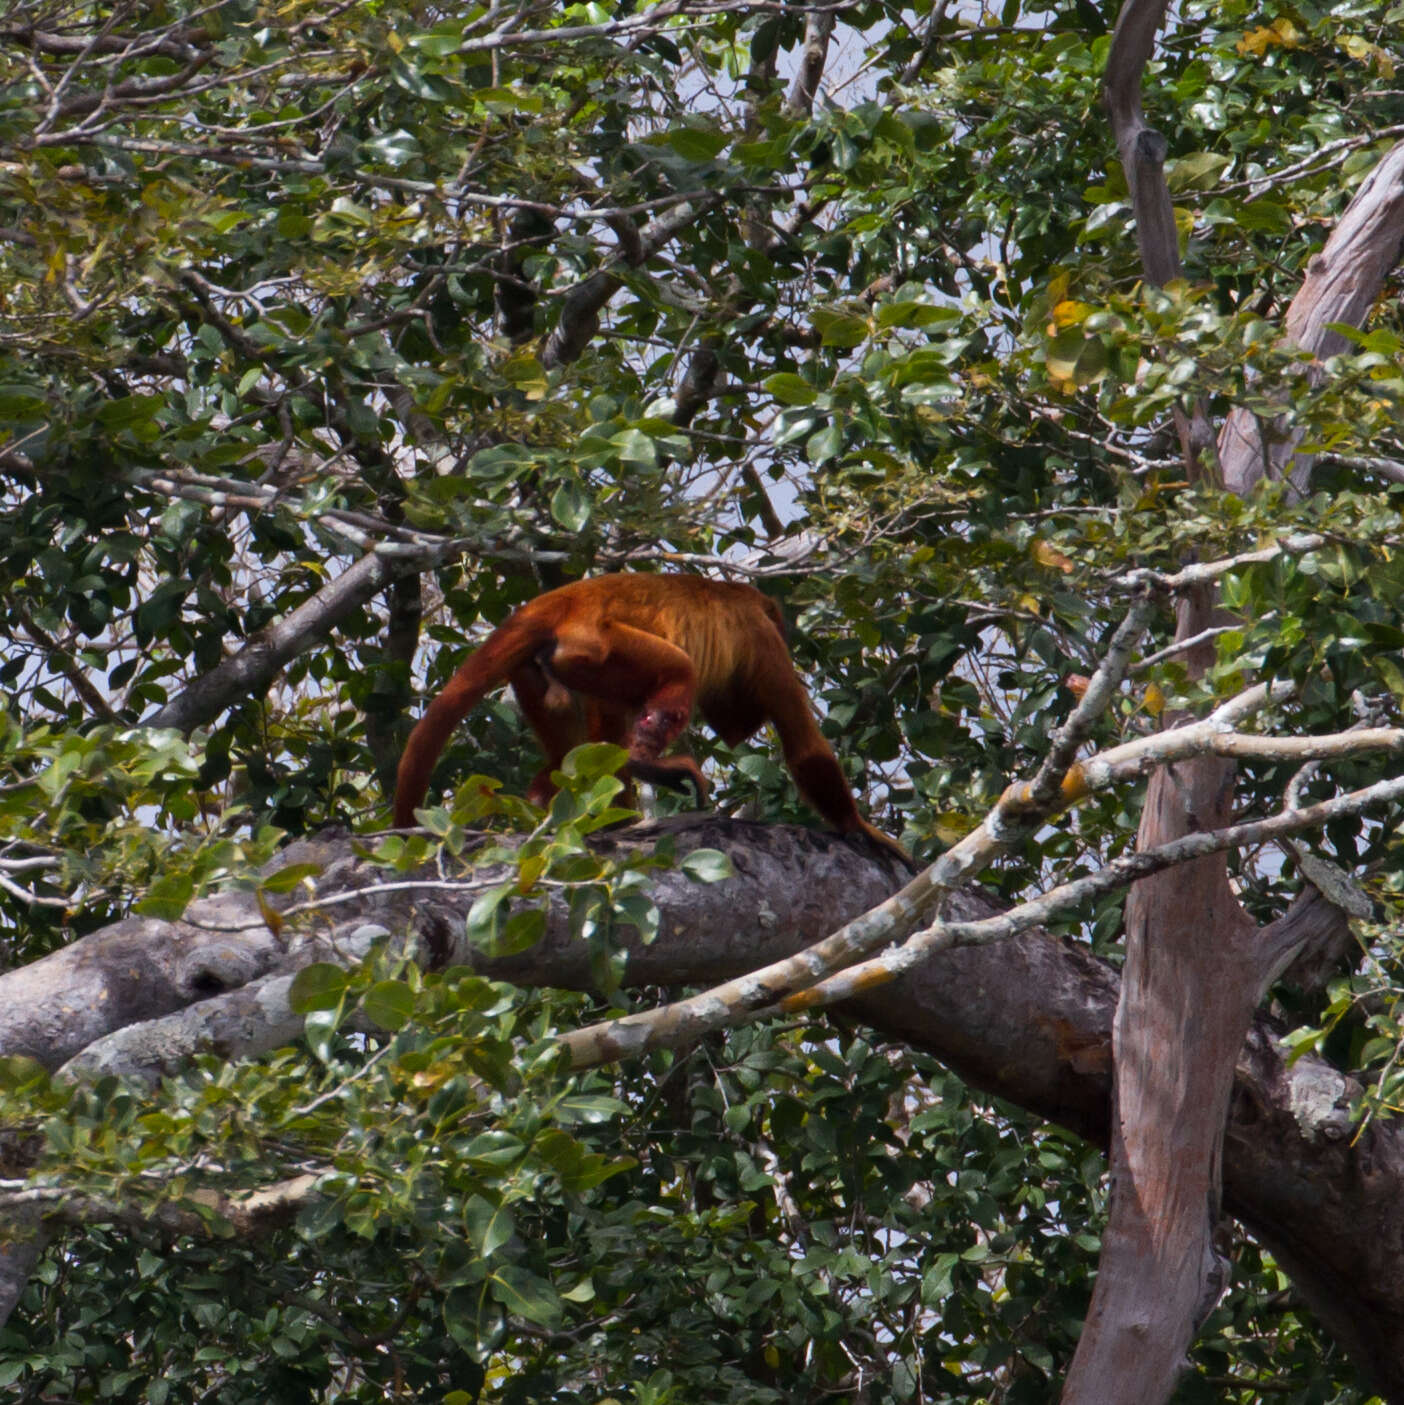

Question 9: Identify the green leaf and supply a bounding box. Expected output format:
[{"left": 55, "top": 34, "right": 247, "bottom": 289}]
[
  {"left": 489, "top": 1265, "right": 563, "bottom": 1327},
  {"left": 680, "top": 848, "right": 733, "bottom": 883},
  {"left": 465, "top": 1197, "right": 516, "bottom": 1257},
  {"left": 1375, "top": 654, "right": 1404, "bottom": 700},
  {"left": 667, "top": 127, "right": 728, "bottom": 162},
  {"left": 389, "top": 55, "right": 453, "bottom": 101},
  {"left": 328, "top": 196, "right": 373, "bottom": 226},
  {"left": 812, "top": 307, "right": 869, "bottom": 347},
  {"left": 0, "top": 385, "right": 46, "bottom": 417},
  {"left": 550, "top": 479, "right": 591, "bottom": 531},
  {"left": 559, "top": 742, "right": 629, "bottom": 782},
  {"left": 763, "top": 373, "right": 818, "bottom": 406},
  {"left": 0, "top": 1055, "right": 48, "bottom": 1091},
  {"left": 289, "top": 963, "right": 350, "bottom": 1013},
  {"left": 876, "top": 300, "right": 960, "bottom": 330},
  {"left": 97, "top": 393, "right": 162, "bottom": 428},
  {"left": 490, "top": 906, "right": 547, "bottom": 956},
  {"left": 555, "top": 1093, "right": 629, "bottom": 1123},
  {"left": 806, "top": 423, "right": 842, "bottom": 463},
  {"left": 466, "top": 882, "right": 514, "bottom": 947},
  {"left": 259, "top": 862, "right": 324, "bottom": 894},
  {"left": 361, "top": 980, "right": 415, "bottom": 1031},
  {"left": 133, "top": 870, "right": 194, "bottom": 920},
  {"left": 1230, "top": 199, "right": 1290, "bottom": 234},
  {"left": 612, "top": 428, "right": 657, "bottom": 468},
  {"left": 361, "top": 129, "right": 422, "bottom": 167},
  {"left": 1166, "top": 150, "right": 1231, "bottom": 192}
]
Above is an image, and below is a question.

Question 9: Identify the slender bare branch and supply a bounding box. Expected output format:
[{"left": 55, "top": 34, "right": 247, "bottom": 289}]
[{"left": 146, "top": 546, "right": 439, "bottom": 733}]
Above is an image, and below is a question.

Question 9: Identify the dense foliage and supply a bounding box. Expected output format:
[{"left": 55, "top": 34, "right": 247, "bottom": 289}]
[{"left": 0, "top": 0, "right": 1403, "bottom": 1399}]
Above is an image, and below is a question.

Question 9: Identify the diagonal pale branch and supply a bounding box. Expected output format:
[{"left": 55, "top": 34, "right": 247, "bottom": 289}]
[
  {"left": 769, "top": 766, "right": 1404, "bottom": 1018},
  {"left": 560, "top": 716, "right": 1404, "bottom": 1066}
]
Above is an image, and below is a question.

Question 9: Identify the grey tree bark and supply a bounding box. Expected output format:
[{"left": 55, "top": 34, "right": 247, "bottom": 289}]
[{"left": 1, "top": 823, "right": 1402, "bottom": 1395}]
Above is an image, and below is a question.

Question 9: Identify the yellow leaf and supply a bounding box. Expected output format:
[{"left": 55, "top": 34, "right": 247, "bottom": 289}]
[
  {"left": 256, "top": 887, "right": 283, "bottom": 938},
  {"left": 516, "top": 852, "right": 547, "bottom": 893},
  {"left": 1240, "top": 17, "right": 1301, "bottom": 53},
  {"left": 502, "top": 354, "right": 548, "bottom": 401},
  {"left": 934, "top": 811, "right": 978, "bottom": 846},
  {"left": 1050, "top": 299, "right": 1095, "bottom": 330},
  {"left": 412, "top": 1063, "right": 452, "bottom": 1091},
  {"left": 1033, "top": 538, "right": 1076, "bottom": 573},
  {"left": 1340, "top": 34, "right": 1395, "bottom": 76}
]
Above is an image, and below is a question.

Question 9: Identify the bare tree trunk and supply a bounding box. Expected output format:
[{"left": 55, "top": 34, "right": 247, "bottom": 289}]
[
  {"left": 1063, "top": 579, "right": 1256, "bottom": 1400},
  {"left": 1063, "top": 761, "right": 1256, "bottom": 1396}
]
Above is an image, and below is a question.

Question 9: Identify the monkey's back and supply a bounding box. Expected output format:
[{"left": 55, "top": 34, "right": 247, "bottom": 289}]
[{"left": 524, "top": 574, "right": 785, "bottom": 697}]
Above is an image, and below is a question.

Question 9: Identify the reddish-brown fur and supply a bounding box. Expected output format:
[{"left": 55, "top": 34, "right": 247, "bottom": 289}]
[{"left": 393, "top": 573, "right": 909, "bottom": 863}]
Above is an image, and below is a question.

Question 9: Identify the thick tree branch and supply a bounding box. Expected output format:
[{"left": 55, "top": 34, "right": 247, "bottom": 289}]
[
  {"left": 1220, "top": 138, "right": 1404, "bottom": 497},
  {"left": 784, "top": 8, "right": 835, "bottom": 118},
  {"left": 1102, "top": 0, "right": 1178, "bottom": 287},
  {"left": 2, "top": 828, "right": 1402, "bottom": 1388}
]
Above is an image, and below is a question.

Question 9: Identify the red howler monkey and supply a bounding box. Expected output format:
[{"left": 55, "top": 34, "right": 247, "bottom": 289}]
[{"left": 393, "top": 573, "right": 909, "bottom": 863}]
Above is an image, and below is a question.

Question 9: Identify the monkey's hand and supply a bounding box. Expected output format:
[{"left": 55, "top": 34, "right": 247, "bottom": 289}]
[{"left": 628, "top": 754, "right": 709, "bottom": 804}]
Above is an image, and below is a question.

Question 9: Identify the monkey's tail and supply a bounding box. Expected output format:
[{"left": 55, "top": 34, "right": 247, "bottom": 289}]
[{"left": 393, "top": 614, "right": 554, "bottom": 827}]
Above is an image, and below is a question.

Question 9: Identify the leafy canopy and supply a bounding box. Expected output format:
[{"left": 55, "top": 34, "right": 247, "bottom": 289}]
[{"left": 1, "top": 0, "right": 1403, "bottom": 1399}]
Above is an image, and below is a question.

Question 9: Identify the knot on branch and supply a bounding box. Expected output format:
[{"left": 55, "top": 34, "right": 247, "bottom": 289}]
[{"left": 1134, "top": 127, "right": 1168, "bottom": 167}]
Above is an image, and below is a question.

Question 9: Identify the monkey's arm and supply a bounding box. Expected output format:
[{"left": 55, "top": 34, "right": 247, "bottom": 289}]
[
  {"left": 545, "top": 619, "right": 709, "bottom": 799},
  {"left": 547, "top": 621, "right": 695, "bottom": 753}
]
